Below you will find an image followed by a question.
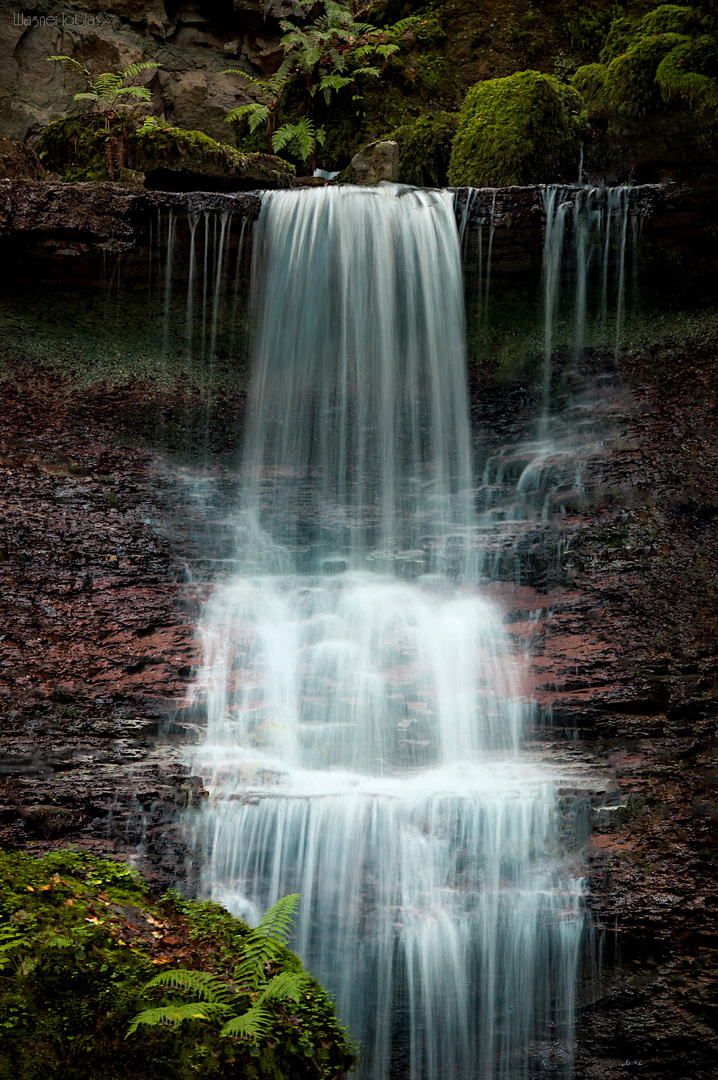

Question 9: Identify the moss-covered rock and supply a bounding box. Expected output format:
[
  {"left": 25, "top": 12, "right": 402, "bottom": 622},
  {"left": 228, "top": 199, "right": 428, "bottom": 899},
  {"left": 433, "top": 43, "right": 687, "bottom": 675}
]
[
  {"left": 35, "top": 116, "right": 294, "bottom": 191},
  {"left": 0, "top": 849, "right": 355, "bottom": 1080},
  {"left": 573, "top": 5, "right": 718, "bottom": 120},
  {"left": 448, "top": 70, "right": 587, "bottom": 187},
  {"left": 388, "top": 111, "right": 458, "bottom": 186},
  {"left": 571, "top": 5, "right": 718, "bottom": 178}
]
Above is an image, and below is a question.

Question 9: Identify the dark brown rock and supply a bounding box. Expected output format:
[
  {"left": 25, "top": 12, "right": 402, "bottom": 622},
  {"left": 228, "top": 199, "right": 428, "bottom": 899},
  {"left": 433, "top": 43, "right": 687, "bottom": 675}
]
[
  {"left": 0, "top": 139, "right": 45, "bottom": 180},
  {"left": 0, "top": 179, "right": 261, "bottom": 241}
]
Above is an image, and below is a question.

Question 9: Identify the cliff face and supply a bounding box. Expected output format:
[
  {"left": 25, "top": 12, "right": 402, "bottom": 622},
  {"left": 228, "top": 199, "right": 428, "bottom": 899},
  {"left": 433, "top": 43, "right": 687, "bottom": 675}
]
[{"left": 0, "top": 0, "right": 658, "bottom": 144}]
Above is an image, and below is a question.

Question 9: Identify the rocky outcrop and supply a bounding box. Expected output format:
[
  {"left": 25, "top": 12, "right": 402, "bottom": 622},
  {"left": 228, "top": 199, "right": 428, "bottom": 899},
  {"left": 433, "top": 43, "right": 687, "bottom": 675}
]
[
  {"left": 0, "top": 0, "right": 303, "bottom": 143},
  {"left": 0, "top": 178, "right": 260, "bottom": 241}
]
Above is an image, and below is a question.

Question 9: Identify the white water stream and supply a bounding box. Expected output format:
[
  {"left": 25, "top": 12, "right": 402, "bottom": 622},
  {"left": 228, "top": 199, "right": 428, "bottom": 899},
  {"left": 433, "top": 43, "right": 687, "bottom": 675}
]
[{"left": 189, "top": 185, "right": 586, "bottom": 1080}]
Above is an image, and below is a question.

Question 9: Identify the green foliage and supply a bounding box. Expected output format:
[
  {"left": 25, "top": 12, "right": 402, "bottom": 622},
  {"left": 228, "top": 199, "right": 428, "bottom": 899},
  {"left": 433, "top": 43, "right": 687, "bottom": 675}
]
[
  {"left": 224, "top": 1, "right": 448, "bottom": 168},
  {"left": 448, "top": 70, "right": 587, "bottom": 187},
  {"left": 46, "top": 56, "right": 160, "bottom": 118},
  {"left": 0, "top": 852, "right": 354, "bottom": 1080},
  {"left": 573, "top": 4, "right": 718, "bottom": 120},
  {"left": 33, "top": 114, "right": 293, "bottom": 186},
  {"left": 129, "top": 896, "right": 315, "bottom": 1051},
  {"left": 273, "top": 119, "right": 326, "bottom": 163},
  {"left": 389, "top": 111, "right": 458, "bottom": 185}
]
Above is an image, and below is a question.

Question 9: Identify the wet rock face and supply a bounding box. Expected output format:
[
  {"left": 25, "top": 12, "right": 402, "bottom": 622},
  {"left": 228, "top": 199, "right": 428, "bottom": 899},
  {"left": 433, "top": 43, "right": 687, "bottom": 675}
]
[
  {"left": 507, "top": 347, "right": 718, "bottom": 1079},
  {"left": 0, "top": 179, "right": 261, "bottom": 241},
  {"left": 0, "top": 0, "right": 304, "bottom": 142},
  {"left": 0, "top": 363, "right": 220, "bottom": 888}
]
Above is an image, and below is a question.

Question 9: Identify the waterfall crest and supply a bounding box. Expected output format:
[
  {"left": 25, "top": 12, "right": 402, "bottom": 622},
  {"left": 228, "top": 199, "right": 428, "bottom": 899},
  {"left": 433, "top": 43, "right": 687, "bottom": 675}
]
[{"left": 190, "top": 184, "right": 585, "bottom": 1080}]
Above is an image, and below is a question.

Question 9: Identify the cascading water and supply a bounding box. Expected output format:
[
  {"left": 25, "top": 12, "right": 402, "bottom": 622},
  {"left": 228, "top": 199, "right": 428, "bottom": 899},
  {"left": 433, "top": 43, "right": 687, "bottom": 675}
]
[{"left": 190, "top": 184, "right": 586, "bottom": 1080}]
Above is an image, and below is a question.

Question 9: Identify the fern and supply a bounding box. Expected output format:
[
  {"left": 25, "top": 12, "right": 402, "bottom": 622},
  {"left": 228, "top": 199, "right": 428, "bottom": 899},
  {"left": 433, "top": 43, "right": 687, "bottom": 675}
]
[
  {"left": 256, "top": 970, "right": 312, "bottom": 1005},
  {"left": 225, "top": 103, "right": 271, "bottom": 132},
  {"left": 128, "top": 894, "right": 304, "bottom": 1043},
  {"left": 45, "top": 56, "right": 160, "bottom": 118},
  {"left": 316, "top": 73, "right": 353, "bottom": 103},
  {"left": 46, "top": 55, "right": 91, "bottom": 80},
  {"left": 122, "top": 61, "right": 162, "bottom": 81},
  {"left": 235, "top": 893, "right": 302, "bottom": 987},
  {"left": 143, "top": 969, "right": 233, "bottom": 1003},
  {"left": 219, "top": 1005, "right": 273, "bottom": 1040},
  {"left": 127, "top": 1000, "right": 232, "bottom": 1035},
  {"left": 257, "top": 893, "right": 300, "bottom": 945}
]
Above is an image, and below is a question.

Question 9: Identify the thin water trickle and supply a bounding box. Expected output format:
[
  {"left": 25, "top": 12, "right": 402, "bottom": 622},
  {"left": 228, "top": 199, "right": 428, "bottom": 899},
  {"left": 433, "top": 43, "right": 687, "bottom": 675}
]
[{"left": 189, "top": 184, "right": 586, "bottom": 1080}]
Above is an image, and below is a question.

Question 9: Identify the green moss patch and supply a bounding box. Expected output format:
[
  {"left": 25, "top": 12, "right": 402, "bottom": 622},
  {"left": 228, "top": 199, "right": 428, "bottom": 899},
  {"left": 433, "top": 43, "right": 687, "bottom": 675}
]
[
  {"left": 389, "top": 111, "right": 458, "bottom": 186},
  {"left": 448, "top": 70, "right": 587, "bottom": 187},
  {"left": 0, "top": 849, "right": 355, "bottom": 1080},
  {"left": 573, "top": 5, "right": 718, "bottom": 120},
  {"left": 35, "top": 116, "right": 294, "bottom": 190}
]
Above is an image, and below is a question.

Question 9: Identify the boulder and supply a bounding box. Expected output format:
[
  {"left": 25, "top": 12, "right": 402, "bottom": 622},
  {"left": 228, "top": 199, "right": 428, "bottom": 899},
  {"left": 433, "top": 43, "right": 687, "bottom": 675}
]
[
  {"left": 448, "top": 70, "right": 587, "bottom": 187},
  {"left": 345, "top": 141, "right": 400, "bottom": 185},
  {"left": 0, "top": 139, "right": 45, "bottom": 180}
]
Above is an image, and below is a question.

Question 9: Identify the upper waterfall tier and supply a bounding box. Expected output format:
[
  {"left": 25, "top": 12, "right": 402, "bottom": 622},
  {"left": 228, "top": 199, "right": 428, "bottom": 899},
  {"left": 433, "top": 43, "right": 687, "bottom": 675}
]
[{"left": 240, "top": 184, "right": 476, "bottom": 573}]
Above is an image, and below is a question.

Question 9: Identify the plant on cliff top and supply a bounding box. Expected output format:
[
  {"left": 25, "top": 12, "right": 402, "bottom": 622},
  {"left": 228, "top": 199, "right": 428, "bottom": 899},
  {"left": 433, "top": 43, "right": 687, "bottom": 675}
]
[
  {"left": 34, "top": 114, "right": 294, "bottom": 186},
  {"left": 223, "top": 0, "right": 438, "bottom": 167},
  {"left": 388, "top": 111, "right": 458, "bottom": 185},
  {"left": 448, "top": 70, "right": 587, "bottom": 187},
  {"left": 46, "top": 56, "right": 160, "bottom": 130}
]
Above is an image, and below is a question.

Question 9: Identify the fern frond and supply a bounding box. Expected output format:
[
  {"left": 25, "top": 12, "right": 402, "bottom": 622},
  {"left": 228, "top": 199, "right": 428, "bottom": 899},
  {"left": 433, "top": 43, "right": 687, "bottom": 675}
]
[
  {"left": 94, "top": 72, "right": 123, "bottom": 91},
  {"left": 118, "top": 86, "right": 153, "bottom": 100},
  {"left": 73, "top": 92, "right": 100, "bottom": 103},
  {"left": 127, "top": 1001, "right": 231, "bottom": 1036},
  {"left": 120, "top": 61, "right": 161, "bottom": 81},
  {"left": 219, "top": 1005, "right": 273, "bottom": 1041},
  {"left": 234, "top": 893, "right": 302, "bottom": 986},
  {"left": 225, "top": 103, "right": 270, "bottom": 130},
  {"left": 386, "top": 16, "right": 423, "bottom": 36},
  {"left": 257, "top": 971, "right": 311, "bottom": 1005},
  {"left": 271, "top": 124, "right": 295, "bottom": 153},
  {"left": 257, "top": 893, "right": 300, "bottom": 944},
  {"left": 143, "top": 969, "right": 232, "bottom": 1003},
  {"left": 270, "top": 57, "right": 295, "bottom": 85},
  {"left": 318, "top": 74, "right": 353, "bottom": 92},
  {"left": 46, "top": 55, "right": 91, "bottom": 80}
]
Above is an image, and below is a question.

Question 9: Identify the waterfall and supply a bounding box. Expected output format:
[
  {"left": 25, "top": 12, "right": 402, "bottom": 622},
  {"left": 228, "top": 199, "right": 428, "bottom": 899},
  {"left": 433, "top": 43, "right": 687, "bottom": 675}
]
[
  {"left": 190, "top": 184, "right": 585, "bottom": 1080},
  {"left": 538, "top": 185, "right": 635, "bottom": 437}
]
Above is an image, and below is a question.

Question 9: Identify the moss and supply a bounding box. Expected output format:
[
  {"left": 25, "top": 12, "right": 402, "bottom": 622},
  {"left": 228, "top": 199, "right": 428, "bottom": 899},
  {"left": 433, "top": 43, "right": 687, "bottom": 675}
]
[
  {"left": 388, "top": 111, "right": 458, "bottom": 186},
  {"left": 448, "top": 70, "right": 587, "bottom": 187},
  {"left": 574, "top": 4, "right": 718, "bottom": 121},
  {"left": 571, "top": 62, "right": 610, "bottom": 115},
  {"left": 0, "top": 849, "right": 355, "bottom": 1080},
  {"left": 35, "top": 116, "right": 294, "bottom": 187},
  {"left": 655, "top": 35, "right": 718, "bottom": 112}
]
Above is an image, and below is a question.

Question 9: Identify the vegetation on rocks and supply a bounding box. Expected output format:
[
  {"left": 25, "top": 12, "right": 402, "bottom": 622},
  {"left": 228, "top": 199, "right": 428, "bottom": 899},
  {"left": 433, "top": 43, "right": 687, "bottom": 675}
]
[
  {"left": 389, "top": 111, "right": 458, "bottom": 186},
  {"left": 45, "top": 57, "right": 160, "bottom": 124},
  {"left": 0, "top": 849, "right": 355, "bottom": 1080},
  {"left": 34, "top": 115, "right": 293, "bottom": 187},
  {"left": 572, "top": 4, "right": 718, "bottom": 121},
  {"left": 448, "top": 70, "right": 587, "bottom": 187}
]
